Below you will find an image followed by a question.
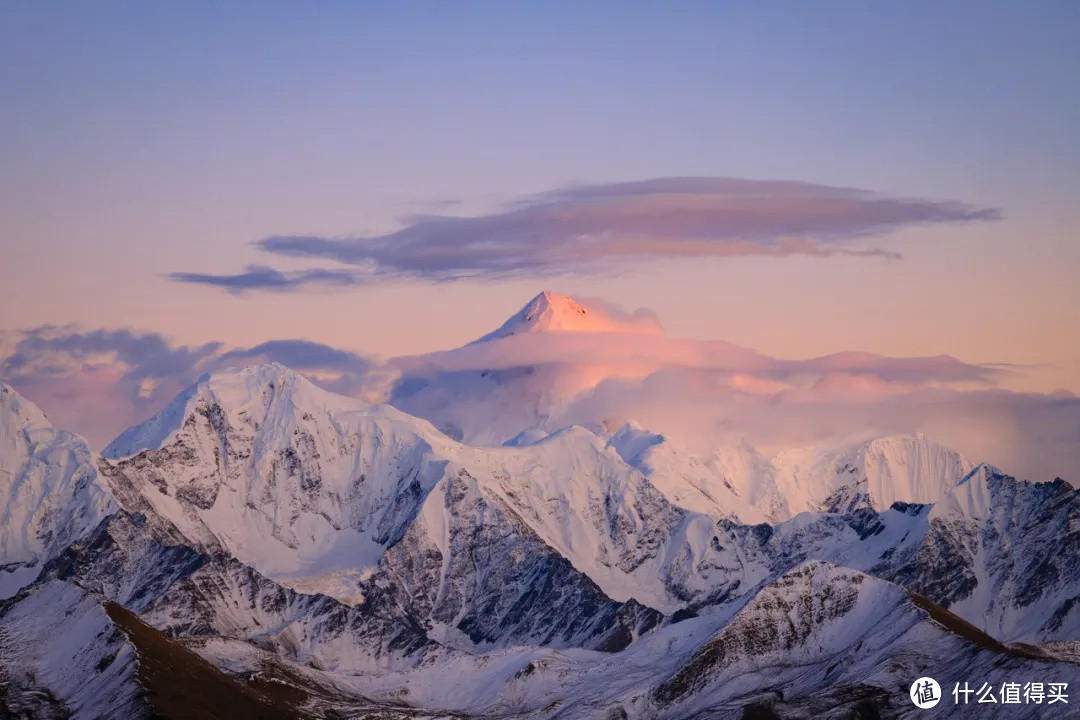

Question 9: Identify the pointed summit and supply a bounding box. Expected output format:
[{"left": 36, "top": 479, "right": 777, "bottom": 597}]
[
  {"left": 1, "top": 382, "right": 54, "bottom": 434},
  {"left": 102, "top": 362, "right": 382, "bottom": 460},
  {"left": 0, "top": 383, "right": 116, "bottom": 590},
  {"left": 473, "top": 291, "right": 661, "bottom": 342}
]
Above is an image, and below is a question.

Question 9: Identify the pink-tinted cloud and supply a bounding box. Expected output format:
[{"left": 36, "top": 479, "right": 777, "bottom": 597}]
[
  {"left": 391, "top": 331, "right": 999, "bottom": 386},
  {"left": 168, "top": 177, "right": 1000, "bottom": 292},
  {"left": 0, "top": 328, "right": 375, "bottom": 449},
  {"left": 560, "top": 373, "right": 1080, "bottom": 483},
  {"left": 4, "top": 299, "right": 1073, "bottom": 485}
]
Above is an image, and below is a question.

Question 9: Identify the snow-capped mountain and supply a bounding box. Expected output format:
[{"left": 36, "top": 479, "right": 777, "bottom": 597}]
[
  {"left": 387, "top": 291, "right": 664, "bottom": 444},
  {"left": 649, "top": 561, "right": 1079, "bottom": 719},
  {"left": 0, "top": 293, "right": 1078, "bottom": 718},
  {"left": 99, "top": 365, "right": 677, "bottom": 613},
  {"left": 101, "top": 364, "right": 457, "bottom": 586},
  {"left": 890, "top": 463, "right": 1080, "bottom": 643},
  {"left": 0, "top": 383, "right": 116, "bottom": 598},
  {"left": 606, "top": 421, "right": 972, "bottom": 524},
  {"left": 86, "top": 365, "right": 958, "bottom": 618},
  {"left": 327, "top": 562, "right": 1079, "bottom": 719},
  {"left": 46, "top": 367, "right": 671, "bottom": 670},
  {"left": 1, "top": 580, "right": 150, "bottom": 718},
  {"left": 473, "top": 290, "right": 662, "bottom": 342}
]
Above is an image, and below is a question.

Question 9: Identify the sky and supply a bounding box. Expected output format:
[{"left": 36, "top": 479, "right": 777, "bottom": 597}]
[{"left": 1, "top": 2, "right": 1079, "bottom": 470}]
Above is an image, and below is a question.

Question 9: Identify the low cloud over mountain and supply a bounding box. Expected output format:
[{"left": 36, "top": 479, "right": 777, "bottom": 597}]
[{"left": 2, "top": 292, "right": 1074, "bottom": 483}]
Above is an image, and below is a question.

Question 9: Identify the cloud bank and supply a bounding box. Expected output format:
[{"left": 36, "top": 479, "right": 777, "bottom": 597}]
[
  {"left": 394, "top": 333, "right": 999, "bottom": 386},
  {"left": 169, "top": 177, "right": 1001, "bottom": 292},
  {"left": 387, "top": 330, "right": 1077, "bottom": 482},
  {"left": 0, "top": 328, "right": 375, "bottom": 448},
  {"left": 3, "top": 291, "right": 1073, "bottom": 484}
]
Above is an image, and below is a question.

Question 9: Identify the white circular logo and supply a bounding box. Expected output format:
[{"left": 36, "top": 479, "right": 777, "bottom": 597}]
[{"left": 910, "top": 677, "right": 941, "bottom": 709}]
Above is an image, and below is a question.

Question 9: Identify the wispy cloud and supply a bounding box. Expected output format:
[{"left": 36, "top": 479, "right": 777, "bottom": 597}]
[
  {"left": 168, "top": 177, "right": 1002, "bottom": 292},
  {"left": 167, "top": 265, "right": 367, "bottom": 293}
]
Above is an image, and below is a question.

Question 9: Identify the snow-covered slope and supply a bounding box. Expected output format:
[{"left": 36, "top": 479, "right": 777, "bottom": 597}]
[
  {"left": 607, "top": 422, "right": 971, "bottom": 524},
  {"left": 97, "top": 365, "right": 698, "bottom": 612},
  {"left": 0, "top": 577, "right": 310, "bottom": 719},
  {"left": 891, "top": 463, "right": 1080, "bottom": 643},
  {"left": 773, "top": 432, "right": 974, "bottom": 515},
  {"left": 0, "top": 384, "right": 116, "bottom": 598},
  {"left": 649, "top": 561, "right": 1078, "bottom": 719},
  {"left": 3, "top": 360, "right": 1078, "bottom": 718},
  {"left": 88, "top": 365, "right": 677, "bottom": 656},
  {"left": 0, "top": 580, "right": 148, "bottom": 718},
  {"left": 377, "top": 462, "right": 662, "bottom": 652},
  {"left": 90, "top": 365, "right": 1080, "bottom": 643},
  {"left": 43, "top": 506, "right": 443, "bottom": 675},
  {"left": 334, "top": 562, "right": 1080, "bottom": 719},
  {"left": 102, "top": 364, "right": 457, "bottom": 586}
]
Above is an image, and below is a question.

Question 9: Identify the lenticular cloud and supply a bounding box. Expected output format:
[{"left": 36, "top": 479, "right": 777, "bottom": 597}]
[{"left": 168, "top": 177, "right": 1001, "bottom": 292}]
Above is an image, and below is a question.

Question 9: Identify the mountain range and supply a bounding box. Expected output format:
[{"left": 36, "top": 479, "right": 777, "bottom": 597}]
[{"left": 2, "top": 293, "right": 1078, "bottom": 719}]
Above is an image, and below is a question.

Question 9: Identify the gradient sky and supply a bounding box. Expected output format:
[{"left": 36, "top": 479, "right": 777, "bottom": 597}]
[{"left": 2, "top": 1, "right": 1079, "bottom": 397}]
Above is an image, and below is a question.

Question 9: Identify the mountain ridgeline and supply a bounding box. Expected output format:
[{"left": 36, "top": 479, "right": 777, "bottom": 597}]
[{"left": 1, "top": 295, "right": 1078, "bottom": 719}]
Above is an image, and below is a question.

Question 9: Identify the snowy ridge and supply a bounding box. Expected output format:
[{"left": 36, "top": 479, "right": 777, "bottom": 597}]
[
  {"left": 333, "top": 562, "right": 1079, "bottom": 719},
  {"left": 88, "top": 365, "right": 1080, "bottom": 636},
  {"left": 607, "top": 422, "right": 972, "bottom": 524},
  {"left": 711, "top": 432, "right": 973, "bottom": 521},
  {"left": 897, "top": 464, "right": 1080, "bottom": 643},
  {"left": 649, "top": 561, "right": 1078, "bottom": 718},
  {"left": 607, "top": 422, "right": 770, "bottom": 524},
  {"left": 930, "top": 461, "right": 999, "bottom": 521},
  {"left": 39, "top": 508, "right": 442, "bottom": 675},
  {"left": 96, "top": 367, "right": 711, "bottom": 611},
  {"left": 0, "top": 580, "right": 148, "bottom": 718},
  {"left": 101, "top": 364, "right": 458, "bottom": 583},
  {"left": 1, "top": 356, "right": 1078, "bottom": 718},
  {"left": 0, "top": 384, "right": 117, "bottom": 598}
]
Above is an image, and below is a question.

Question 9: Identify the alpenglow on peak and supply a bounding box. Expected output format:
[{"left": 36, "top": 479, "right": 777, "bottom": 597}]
[{"left": 473, "top": 291, "right": 662, "bottom": 342}]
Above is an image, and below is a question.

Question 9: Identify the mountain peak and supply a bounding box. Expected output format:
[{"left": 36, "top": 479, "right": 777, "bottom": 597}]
[
  {"left": 1, "top": 382, "right": 54, "bottom": 433},
  {"left": 474, "top": 291, "right": 662, "bottom": 342},
  {"left": 102, "top": 363, "right": 329, "bottom": 460}
]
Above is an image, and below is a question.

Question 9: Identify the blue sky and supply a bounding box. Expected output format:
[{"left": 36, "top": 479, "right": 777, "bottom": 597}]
[{"left": 5, "top": 1, "right": 1078, "bottom": 199}]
